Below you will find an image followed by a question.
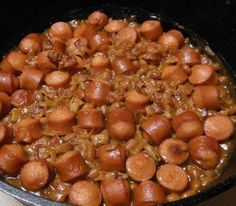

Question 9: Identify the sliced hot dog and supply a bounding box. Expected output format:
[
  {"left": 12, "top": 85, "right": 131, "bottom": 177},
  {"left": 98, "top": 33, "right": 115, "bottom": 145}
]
[
  {"left": 7, "top": 51, "right": 26, "bottom": 72},
  {"left": 140, "top": 20, "right": 163, "bottom": 41},
  {"left": 0, "top": 123, "right": 13, "bottom": 146},
  {"left": 189, "top": 136, "right": 220, "bottom": 169},
  {"left": 69, "top": 181, "right": 102, "bottom": 206},
  {"left": 104, "top": 20, "right": 126, "bottom": 33},
  {"left": 89, "top": 32, "right": 110, "bottom": 52},
  {"left": 37, "top": 51, "right": 57, "bottom": 74},
  {"left": 159, "top": 138, "right": 189, "bottom": 165},
  {"left": 45, "top": 71, "right": 70, "bottom": 89},
  {"left": 204, "top": 115, "right": 234, "bottom": 141},
  {"left": 156, "top": 164, "right": 189, "bottom": 192},
  {"left": 141, "top": 115, "right": 171, "bottom": 145},
  {"left": 77, "top": 109, "right": 104, "bottom": 134},
  {"left": 91, "top": 54, "right": 110, "bottom": 70},
  {"left": 176, "top": 48, "right": 200, "bottom": 66},
  {"left": 0, "top": 92, "right": 11, "bottom": 115},
  {"left": 73, "top": 23, "right": 96, "bottom": 41},
  {"left": 0, "top": 71, "right": 19, "bottom": 95},
  {"left": 101, "top": 178, "right": 130, "bottom": 206},
  {"left": 0, "top": 144, "right": 28, "bottom": 176},
  {"left": 13, "top": 117, "right": 43, "bottom": 143},
  {"left": 42, "top": 37, "right": 65, "bottom": 53},
  {"left": 20, "top": 159, "right": 54, "bottom": 191},
  {"left": 49, "top": 22, "right": 73, "bottom": 42},
  {"left": 48, "top": 107, "right": 75, "bottom": 135},
  {"left": 55, "top": 151, "right": 89, "bottom": 182},
  {"left": 11, "top": 89, "right": 33, "bottom": 107},
  {"left": 134, "top": 180, "right": 167, "bottom": 206},
  {"left": 108, "top": 108, "right": 135, "bottom": 141},
  {"left": 87, "top": 11, "right": 108, "bottom": 28},
  {"left": 112, "top": 56, "right": 136, "bottom": 75},
  {"left": 0, "top": 57, "right": 15, "bottom": 74},
  {"left": 19, "top": 33, "right": 42, "bottom": 54},
  {"left": 117, "top": 27, "right": 138, "bottom": 44},
  {"left": 126, "top": 153, "right": 156, "bottom": 181},
  {"left": 97, "top": 143, "right": 126, "bottom": 171}
]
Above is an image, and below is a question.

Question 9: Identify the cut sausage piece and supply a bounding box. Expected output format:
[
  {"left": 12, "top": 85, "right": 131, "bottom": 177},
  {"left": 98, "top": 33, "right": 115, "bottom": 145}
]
[
  {"left": 65, "top": 37, "right": 88, "bottom": 56},
  {"left": 13, "top": 117, "right": 43, "bottom": 143},
  {"left": 91, "top": 54, "right": 110, "bottom": 70},
  {"left": 37, "top": 51, "right": 57, "bottom": 74},
  {"left": 141, "top": 115, "right": 171, "bottom": 145},
  {"left": 19, "top": 67, "right": 43, "bottom": 90},
  {"left": 97, "top": 143, "right": 126, "bottom": 171},
  {"left": 101, "top": 178, "right": 130, "bottom": 206},
  {"left": 0, "top": 144, "right": 28, "bottom": 176},
  {"left": 11, "top": 89, "right": 33, "bottom": 107},
  {"left": 161, "top": 65, "right": 188, "bottom": 86},
  {"left": 189, "top": 136, "right": 220, "bottom": 169},
  {"left": 43, "top": 37, "right": 65, "bottom": 53},
  {"left": 85, "top": 81, "right": 110, "bottom": 105},
  {"left": 87, "top": 11, "right": 108, "bottom": 28},
  {"left": 89, "top": 32, "right": 110, "bottom": 52},
  {"left": 73, "top": 23, "right": 96, "bottom": 41},
  {"left": 176, "top": 48, "right": 200, "bottom": 66},
  {"left": 134, "top": 180, "right": 167, "bottom": 206},
  {"left": 77, "top": 109, "right": 104, "bottom": 134},
  {"left": 159, "top": 138, "right": 189, "bottom": 165},
  {"left": 112, "top": 56, "right": 136, "bottom": 75},
  {"left": 204, "top": 115, "right": 234, "bottom": 141},
  {"left": 0, "top": 92, "right": 11, "bottom": 115},
  {"left": 140, "top": 20, "right": 163, "bottom": 41},
  {"left": 7, "top": 51, "right": 26, "bottom": 72},
  {"left": 126, "top": 90, "right": 150, "bottom": 112},
  {"left": 55, "top": 151, "right": 89, "bottom": 182},
  {"left": 108, "top": 108, "right": 135, "bottom": 141},
  {"left": 0, "top": 123, "right": 13, "bottom": 146},
  {"left": 0, "top": 57, "right": 16, "bottom": 74},
  {"left": 117, "top": 27, "right": 138, "bottom": 44},
  {"left": 156, "top": 164, "right": 189, "bottom": 192},
  {"left": 20, "top": 159, "right": 54, "bottom": 191},
  {"left": 49, "top": 22, "right": 72, "bottom": 42},
  {"left": 48, "top": 107, "right": 75, "bottom": 135},
  {"left": 19, "top": 33, "right": 42, "bottom": 54},
  {"left": 45, "top": 71, "right": 70, "bottom": 89},
  {"left": 158, "top": 30, "right": 184, "bottom": 52},
  {"left": 0, "top": 71, "right": 19, "bottom": 95},
  {"left": 69, "top": 181, "right": 102, "bottom": 206},
  {"left": 192, "top": 85, "right": 221, "bottom": 110},
  {"left": 189, "top": 64, "right": 215, "bottom": 85},
  {"left": 126, "top": 153, "right": 156, "bottom": 181},
  {"left": 104, "top": 20, "right": 126, "bottom": 33}
]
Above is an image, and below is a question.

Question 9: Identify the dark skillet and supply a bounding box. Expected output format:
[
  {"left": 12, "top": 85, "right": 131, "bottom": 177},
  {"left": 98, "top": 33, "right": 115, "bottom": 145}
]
[{"left": 0, "top": 0, "right": 236, "bottom": 205}]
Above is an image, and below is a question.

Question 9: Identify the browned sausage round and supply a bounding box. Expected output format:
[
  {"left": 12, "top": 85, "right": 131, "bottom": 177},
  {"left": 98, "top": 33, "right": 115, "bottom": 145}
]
[
  {"left": 87, "top": 11, "right": 108, "bottom": 28},
  {"left": 20, "top": 159, "right": 54, "bottom": 191},
  {"left": 159, "top": 138, "right": 189, "bottom": 165},
  {"left": 48, "top": 107, "right": 75, "bottom": 135},
  {"left": 156, "top": 164, "right": 189, "bottom": 192},
  {"left": 13, "top": 117, "right": 43, "bottom": 143},
  {"left": 19, "top": 33, "right": 42, "bottom": 54},
  {"left": 85, "top": 81, "right": 110, "bottom": 105},
  {"left": 0, "top": 71, "right": 19, "bottom": 95},
  {"left": 161, "top": 65, "right": 188, "bottom": 86},
  {"left": 0, "top": 92, "right": 11, "bottom": 115},
  {"left": 11, "top": 89, "right": 33, "bottom": 107},
  {"left": 7, "top": 51, "right": 26, "bottom": 72},
  {"left": 176, "top": 48, "right": 201, "bottom": 66},
  {"left": 45, "top": 71, "right": 70, "bottom": 89},
  {"left": 55, "top": 151, "right": 89, "bottom": 182},
  {"left": 134, "top": 180, "right": 167, "bottom": 206},
  {"left": 141, "top": 115, "right": 171, "bottom": 145},
  {"left": 189, "top": 136, "right": 220, "bottom": 169},
  {"left": 204, "top": 115, "right": 234, "bottom": 141},
  {"left": 19, "top": 67, "right": 43, "bottom": 90},
  {"left": 69, "top": 181, "right": 102, "bottom": 206},
  {"left": 117, "top": 27, "right": 138, "bottom": 44},
  {"left": 189, "top": 64, "right": 215, "bottom": 85},
  {"left": 108, "top": 108, "right": 135, "bottom": 141},
  {"left": 192, "top": 85, "right": 221, "bottom": 110},
  {"left": 0, "top": 57, "right": 16, "bottom": 73},
  {"left": 125, "top": 90, "right": 150, "bottom": 112},
  {"left": 158, "top": 30, "right": 184, "bottom": 52},
  {"left": 77, "top": 109, "right": 104, "bottom": 134},
  {"left": 89, "top": 32, "right": 110, "bottom": 52},
  {"left": 101, "top": 178, "right": 130, "bottom": 206},
  {"left": 37, "top": 51, "right": 57, "bottom": 74},
  {"left": 126, "top": 153, "right": 156, "bottom": 181},
  {"left": 49, "top": 22, "right": 72, "bottom": 42},
  {"left": 104, "top": 20, "right": 126, "bottom": 33},
  {"left": 43, "top": 37, "right": 65, "bottom": 53},
  {"left": 66, "top": 37, "right": 88, "bottom": 54},
  {"left": 97, "top": 143, "right": 126, "bottom": 171},
  {"left": 140, "top": 20, "right": 163, "bottom": 41},
  {"left": 91, "top": 54, "right": 110, "bottom": 70},
  {"left": 0, "top": 144, "right": 28, "bottom": 176},
  {"left": 112, "top": 56, "right": 136, "bottom": 75},
  {"left": 73, "top": 23, "right": 96, "bottom": 41},
  {"left": 0, "top": 123, "right": 13, "bottom": 146}
]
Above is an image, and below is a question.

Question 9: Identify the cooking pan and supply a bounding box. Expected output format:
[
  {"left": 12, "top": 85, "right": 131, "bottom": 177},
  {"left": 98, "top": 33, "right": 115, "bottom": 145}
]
[{"left": 0, "top": 0, "right": 236, "bottom": 205}]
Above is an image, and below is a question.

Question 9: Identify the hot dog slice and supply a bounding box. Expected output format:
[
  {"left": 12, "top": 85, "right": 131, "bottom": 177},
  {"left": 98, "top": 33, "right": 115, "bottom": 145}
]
[
  {"left": 117, "top": 27, "right": 138, "bottom": 44},
  {"left": 37, "top": 51, "right": 57, "bottom": 74},
  {"left": 87, "top": 11, "right": 108, "bottom": 28},
  {"left": 112, "top": 56, "right": 136, "bottom": 75},
  {"left": 45, "top": 71, "right": 70, "bottom": 89},
  {"left": 140, "top": 20, "right": 163, "bottom": 41},
  {"left": 0, "top": 71, "right": 19, "bottom": 95},
  {"left": 11, "top": 89, "right": 33, "bottom": 107},
  {"left": 104, "top": 20, "right": 126, "bottom": 33},
  {"left": 89, "top": 32, "right": 110, "bottom": 52},
  {"left": 176, "top": 48, "right": 200, "bottom": 66},
  {"left": 0, "top": 123, "right": 13, "bottom": 146},
  {"left": 73, "top": 23, "right": 96, "bottom": 41},
  {"left": 49, "top": 22, "right": 72, "bottom": 42},
  {"left": 7, "top": 51, "right": 26, "bottom": 72},
  {"left": 19, "top": 33, "right": 42, "bottom": 54},
  {"left": 0, "top": 92, "right": 11, "bottom": 115}
]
